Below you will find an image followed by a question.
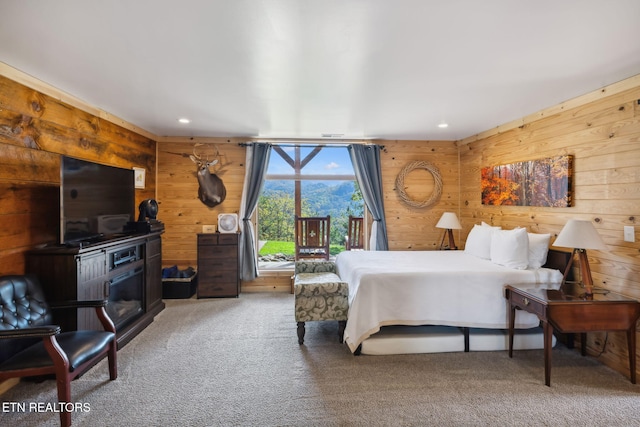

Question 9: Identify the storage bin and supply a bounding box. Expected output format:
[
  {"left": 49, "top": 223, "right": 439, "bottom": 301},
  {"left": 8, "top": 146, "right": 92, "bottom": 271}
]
[{"left": 162, "top": 271, "right": 197, "bottom": 299}]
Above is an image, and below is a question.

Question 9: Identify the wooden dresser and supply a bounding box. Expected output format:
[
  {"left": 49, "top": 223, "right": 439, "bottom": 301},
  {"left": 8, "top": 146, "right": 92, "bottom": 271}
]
[{"left": 197, "top": 233, "right": 240, "bottom": 298}]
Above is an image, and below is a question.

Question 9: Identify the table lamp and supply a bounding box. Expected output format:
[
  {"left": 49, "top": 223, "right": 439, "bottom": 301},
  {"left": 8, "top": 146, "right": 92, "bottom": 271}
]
[
  {"left": 436, "top": 212, "right": 462, "bottom": 250},
  {"left": 552, "top": 219, "right": 607, "bottom": 297}
]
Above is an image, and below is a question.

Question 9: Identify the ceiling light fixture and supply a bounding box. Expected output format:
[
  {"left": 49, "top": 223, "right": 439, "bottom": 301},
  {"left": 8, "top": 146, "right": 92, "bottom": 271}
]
[
  {"left": 438, "top": 122, "right": 449, "bottom": 128},
  {"left": 178, "top": 118, "right": 191, "bottom": 124}
]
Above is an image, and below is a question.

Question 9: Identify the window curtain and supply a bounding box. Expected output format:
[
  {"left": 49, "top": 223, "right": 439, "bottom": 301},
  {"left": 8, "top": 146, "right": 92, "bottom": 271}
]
[
  {"left": 238, "top": 142, "right": 272, "bottom": 281},
  {"left": 347, "top": 144, "right": 389, "bottom": 250}
]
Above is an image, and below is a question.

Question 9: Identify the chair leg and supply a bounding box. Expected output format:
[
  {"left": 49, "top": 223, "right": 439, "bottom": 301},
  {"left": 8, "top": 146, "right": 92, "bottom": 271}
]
[
  {"left": 56, "top": 378, "right": 72, "bottom": 427},
  {"left": 338, "top": 321, "right": 346, "bottom": 343},
  {"left": 52, "top": 369, "right": 72, "bottom": 427},
  {"left": 44, "top": 336, "right": 72, "bottom": 427},
  {"left": 108, "top": 341, "right": 118, "bottom": 380},
  {"left": 297, "top": 322, "right": 305, "bottom": 345}
]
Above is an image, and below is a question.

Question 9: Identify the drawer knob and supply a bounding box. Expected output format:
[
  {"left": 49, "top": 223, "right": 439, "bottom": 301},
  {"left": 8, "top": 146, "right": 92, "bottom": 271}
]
[{"left": 523, "top": 297, "right": 530, "bottom": 306}]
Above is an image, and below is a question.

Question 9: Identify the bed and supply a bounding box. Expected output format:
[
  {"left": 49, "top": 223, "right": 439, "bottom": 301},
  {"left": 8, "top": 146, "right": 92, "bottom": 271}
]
[{"left": 335, "top": 226, "right": 567, "bottom": 354}]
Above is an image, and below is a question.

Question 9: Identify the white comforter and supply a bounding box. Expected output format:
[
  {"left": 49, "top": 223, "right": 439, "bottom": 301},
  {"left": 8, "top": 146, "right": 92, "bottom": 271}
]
[{"left": 335, "top": 250, "right": 563, "bottom": 353}]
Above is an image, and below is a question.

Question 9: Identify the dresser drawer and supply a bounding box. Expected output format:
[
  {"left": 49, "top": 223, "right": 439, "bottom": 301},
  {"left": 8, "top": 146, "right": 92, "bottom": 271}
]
[
  {"left": 218, "top": 233, "right": 238, "bottom": 245},
  {"left": 199, "top": 252, "right": 237, "bottom": 265},
  {"left": 198, "top": 268, "right": 237, "bottom": 281},
  {"left": 198, "top": 245, "right": 236, "bottom": 256},
  {"left": 198, "top": 280, "right": 238, "bottom": 298},
  {"left": 198, "top": 234, "right": 218, "bottom": 245},
  {"left": 511, "top": 291, "right": 546, "bottom": 318}
]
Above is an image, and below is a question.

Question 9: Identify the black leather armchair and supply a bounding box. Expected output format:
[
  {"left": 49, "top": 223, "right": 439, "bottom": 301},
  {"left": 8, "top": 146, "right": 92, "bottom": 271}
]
[{"left": 0, "top": 275, "right": 117, "bottom": 427}]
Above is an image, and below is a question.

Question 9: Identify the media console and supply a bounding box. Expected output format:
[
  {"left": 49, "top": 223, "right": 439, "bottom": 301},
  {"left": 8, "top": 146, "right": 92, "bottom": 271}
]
[{"left": 27, "top": 232, "right": 164, "bottom": 349}]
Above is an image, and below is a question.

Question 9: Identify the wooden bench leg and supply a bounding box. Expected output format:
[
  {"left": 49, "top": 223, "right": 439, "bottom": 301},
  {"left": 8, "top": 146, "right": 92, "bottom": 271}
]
[
  {"left": 297, "top": 322, "right": 305, "bottom": 345},
  {"left": 338, "top": 321, "right": 346, "bottom": 343}
]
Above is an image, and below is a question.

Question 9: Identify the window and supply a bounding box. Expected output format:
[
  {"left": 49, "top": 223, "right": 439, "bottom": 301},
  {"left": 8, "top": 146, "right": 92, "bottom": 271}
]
[{"left": 257, "top": 145, "right": 364, "bottom": 269}]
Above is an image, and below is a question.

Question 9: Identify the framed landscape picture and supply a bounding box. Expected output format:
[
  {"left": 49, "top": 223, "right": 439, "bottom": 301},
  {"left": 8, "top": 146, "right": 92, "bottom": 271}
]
[{"left": 481, "top": 155, "right": 572, "bottom": 207}]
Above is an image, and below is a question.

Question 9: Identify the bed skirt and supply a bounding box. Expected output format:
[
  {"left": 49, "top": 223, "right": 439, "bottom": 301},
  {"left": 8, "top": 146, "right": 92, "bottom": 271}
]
[{"left": 359, "top": 325, "right": 555, "bottom": 355}]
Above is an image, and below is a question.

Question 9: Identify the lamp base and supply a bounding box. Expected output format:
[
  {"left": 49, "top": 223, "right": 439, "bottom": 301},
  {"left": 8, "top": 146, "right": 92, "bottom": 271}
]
[
  {"left": 563, "top": 248, "right": 597, "bottom": 297},
  {"left": 439, "top": 229, "right": 457, "bottom": 250},
  {"left": 578, "top": 292, "right": 594, "bottom": 301}
]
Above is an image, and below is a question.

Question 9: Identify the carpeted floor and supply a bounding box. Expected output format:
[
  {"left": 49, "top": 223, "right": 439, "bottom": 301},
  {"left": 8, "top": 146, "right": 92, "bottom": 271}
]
[{"left": 3, "top": 293, "right": 640, "bottom": 427}]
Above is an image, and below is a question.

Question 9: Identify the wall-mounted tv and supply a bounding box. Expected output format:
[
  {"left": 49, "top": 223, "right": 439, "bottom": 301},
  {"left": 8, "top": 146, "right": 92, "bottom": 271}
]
[{"left": 60, "top": 156, "right": 135, "bottom": 245}]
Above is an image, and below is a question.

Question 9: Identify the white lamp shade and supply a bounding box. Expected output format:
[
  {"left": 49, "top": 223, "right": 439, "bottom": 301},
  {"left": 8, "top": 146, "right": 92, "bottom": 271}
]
[
  {"left": 553, "top": 219, "right": 607, "bottom": 250},
  {"left": 436, "top": 212, "right": 462, "bottom": 230}
]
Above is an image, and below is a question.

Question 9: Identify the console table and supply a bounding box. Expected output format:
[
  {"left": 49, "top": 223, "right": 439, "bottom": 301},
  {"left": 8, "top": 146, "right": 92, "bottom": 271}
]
[
  {"left": 506, "top": 285, "right": 640, "bottom": 386},
  {"left": 27, "top": 232, "right": 164, "bottom": 349}
]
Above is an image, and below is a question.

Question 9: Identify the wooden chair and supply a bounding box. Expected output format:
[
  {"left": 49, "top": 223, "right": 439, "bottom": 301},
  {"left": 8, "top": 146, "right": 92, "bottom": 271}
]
[
  {"left": 345, "top": 216, "right": 364, "bottom": 250},
  {"left": 0, "top": 275, "right": 117, "bottom": 427},
  {"left": 295, "top": 215, "right": 331, "bottom": 260}
]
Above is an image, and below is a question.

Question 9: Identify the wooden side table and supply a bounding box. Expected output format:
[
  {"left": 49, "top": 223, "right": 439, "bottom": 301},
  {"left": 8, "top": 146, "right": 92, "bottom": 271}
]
[{"left": 506, "top": 285, "right": 640, "bottom": 386}]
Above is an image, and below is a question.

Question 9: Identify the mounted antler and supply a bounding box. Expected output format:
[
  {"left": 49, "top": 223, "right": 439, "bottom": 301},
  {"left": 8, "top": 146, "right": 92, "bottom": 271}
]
[
  {"left": 189, "top": 144, "right": 227, "bottom": 208},
  {"left": 189, "top": 143, "right": 219, "bottom": 166}
]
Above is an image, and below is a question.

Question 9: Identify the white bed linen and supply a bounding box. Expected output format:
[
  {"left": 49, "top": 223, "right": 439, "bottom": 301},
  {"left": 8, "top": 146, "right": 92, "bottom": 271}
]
[{"left": 335, "top": 250, "right": 563, "bottom": 353}]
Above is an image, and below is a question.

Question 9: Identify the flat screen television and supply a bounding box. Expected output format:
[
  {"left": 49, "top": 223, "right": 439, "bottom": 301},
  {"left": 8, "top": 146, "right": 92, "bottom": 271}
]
[{"left": 60, "top": 156, "right": 135, "bottom": 245}]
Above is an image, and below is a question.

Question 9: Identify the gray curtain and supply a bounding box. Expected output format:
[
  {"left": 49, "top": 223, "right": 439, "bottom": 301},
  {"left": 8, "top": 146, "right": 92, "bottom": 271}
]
[
  {"left": 347, "top": 144, "right": 389, "bottom": 250},
  {"left": 239, "top": 142, "right": 272, "bottom": 281}
]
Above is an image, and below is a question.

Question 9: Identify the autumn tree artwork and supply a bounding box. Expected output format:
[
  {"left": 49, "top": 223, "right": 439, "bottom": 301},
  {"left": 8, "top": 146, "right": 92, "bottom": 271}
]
[{"left": 481, "top": 155, "right": 572, "bottom": 207}]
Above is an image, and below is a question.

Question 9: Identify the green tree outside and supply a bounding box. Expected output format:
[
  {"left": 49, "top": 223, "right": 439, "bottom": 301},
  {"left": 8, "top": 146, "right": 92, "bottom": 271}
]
[{"left": 258, "top": 180, "right": 364, "bottom": 255}]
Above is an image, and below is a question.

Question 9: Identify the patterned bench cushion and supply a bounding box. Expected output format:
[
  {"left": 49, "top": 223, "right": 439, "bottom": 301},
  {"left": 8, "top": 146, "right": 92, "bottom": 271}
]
[
  {"left": 294, "top": 272, "right": 349, "bottom": 322},
  {"left": 294, "top": 260, "right": 336, "bottom": 274}
]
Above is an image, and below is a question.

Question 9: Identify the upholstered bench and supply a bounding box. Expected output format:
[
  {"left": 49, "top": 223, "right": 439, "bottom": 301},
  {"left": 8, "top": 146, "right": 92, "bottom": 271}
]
[{"left": 293, "top": 261, "right": 349, "bottom": 345}]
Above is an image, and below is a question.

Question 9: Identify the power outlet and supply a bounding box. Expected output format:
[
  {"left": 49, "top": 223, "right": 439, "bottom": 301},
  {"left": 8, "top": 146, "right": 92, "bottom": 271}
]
[{"left": 624, "top": 226, "right": 635, "bottom": 243}]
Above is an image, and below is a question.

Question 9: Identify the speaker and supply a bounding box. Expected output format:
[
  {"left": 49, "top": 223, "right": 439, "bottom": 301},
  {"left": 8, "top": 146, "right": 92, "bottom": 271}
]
[{"left": 138, "top": 199, "right": 158, "bottom": 222}]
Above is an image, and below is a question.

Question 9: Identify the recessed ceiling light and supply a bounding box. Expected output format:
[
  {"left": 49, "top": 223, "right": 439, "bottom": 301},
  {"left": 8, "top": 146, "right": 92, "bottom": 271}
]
[
  {"left": 438, "top": 122, "right": 449, "bottom": 128},
  {"left": 178, "top": 118, "right": 191, "bottom": 124}
]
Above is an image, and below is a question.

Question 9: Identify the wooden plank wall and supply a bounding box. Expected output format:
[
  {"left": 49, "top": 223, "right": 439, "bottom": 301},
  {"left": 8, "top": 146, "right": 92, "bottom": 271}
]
[
  {"left": 459, "top": 82, "right": 640, "bottom": 379},
  {"left": 156, "top": 139, "right": 460, "bottom": 291},
  {"left": 156, "top": 139, "right": 246, "bottom": 266},
  {"left": 0, "top": 74, "right": 157, "bottom": 275},
  {"left": 380, "top": 140, "right": 460, "bottom": 250}
]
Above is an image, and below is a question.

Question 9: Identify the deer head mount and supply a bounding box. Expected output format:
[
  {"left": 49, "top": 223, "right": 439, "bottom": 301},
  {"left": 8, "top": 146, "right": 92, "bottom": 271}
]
[{"left": 189, "top": 144, "right": 227, "bottom": 208}]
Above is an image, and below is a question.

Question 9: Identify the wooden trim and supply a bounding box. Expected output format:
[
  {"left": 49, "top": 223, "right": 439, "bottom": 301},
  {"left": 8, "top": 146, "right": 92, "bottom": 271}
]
[{"left": 155, "top": 136, "right": 379, "bottom": 144}]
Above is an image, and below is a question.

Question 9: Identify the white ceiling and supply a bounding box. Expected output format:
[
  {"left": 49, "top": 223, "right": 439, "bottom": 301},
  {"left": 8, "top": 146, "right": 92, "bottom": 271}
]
[{"left": 1, "top": 0, "right": 640, "bottom": 141}]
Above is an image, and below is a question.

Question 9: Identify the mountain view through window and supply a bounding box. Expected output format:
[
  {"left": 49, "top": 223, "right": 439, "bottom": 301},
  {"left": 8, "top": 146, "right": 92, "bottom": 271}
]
[{"left": 257, "top": 145, "right": 364, "bottom": 269}]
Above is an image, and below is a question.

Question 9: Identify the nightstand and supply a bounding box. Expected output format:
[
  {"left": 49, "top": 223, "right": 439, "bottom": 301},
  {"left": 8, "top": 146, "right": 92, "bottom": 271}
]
[{"left": 505, "top": 285, "right": 640, "bottom": 386}]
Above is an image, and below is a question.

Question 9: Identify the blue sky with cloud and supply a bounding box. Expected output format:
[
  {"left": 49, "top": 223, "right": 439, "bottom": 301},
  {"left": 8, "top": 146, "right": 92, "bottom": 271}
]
[{"left": 267, "top": 146, "right": 354, "bottom": 175}]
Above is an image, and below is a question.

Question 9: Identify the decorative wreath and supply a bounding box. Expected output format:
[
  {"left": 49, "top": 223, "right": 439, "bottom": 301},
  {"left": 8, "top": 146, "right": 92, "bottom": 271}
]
[{"left": 395, "top": 160, "right": 443, "bottom": 208}]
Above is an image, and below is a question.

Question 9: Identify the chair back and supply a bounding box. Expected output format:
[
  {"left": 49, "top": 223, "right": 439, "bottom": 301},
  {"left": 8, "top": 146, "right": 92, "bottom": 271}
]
[
  {"left": 346, "top": 216, "right": 364, "bottom": 250},
  {"left": 295, "top": 215, "right": 331, "bottom": 260},
  {"left": 0, "top": 275, "right": 52, "bottom": 363}
]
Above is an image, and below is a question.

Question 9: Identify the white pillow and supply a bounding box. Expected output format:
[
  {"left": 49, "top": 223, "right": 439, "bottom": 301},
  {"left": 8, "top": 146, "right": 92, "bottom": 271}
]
[
  {"left": 490, "top": 228, "right": 529, "bottom": 269},
  {"left": 527, "top": 233, "right": 551, "bottom": 269},
  {"left": 464, "top": 224, "right": 497, "bottom": 259}
]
